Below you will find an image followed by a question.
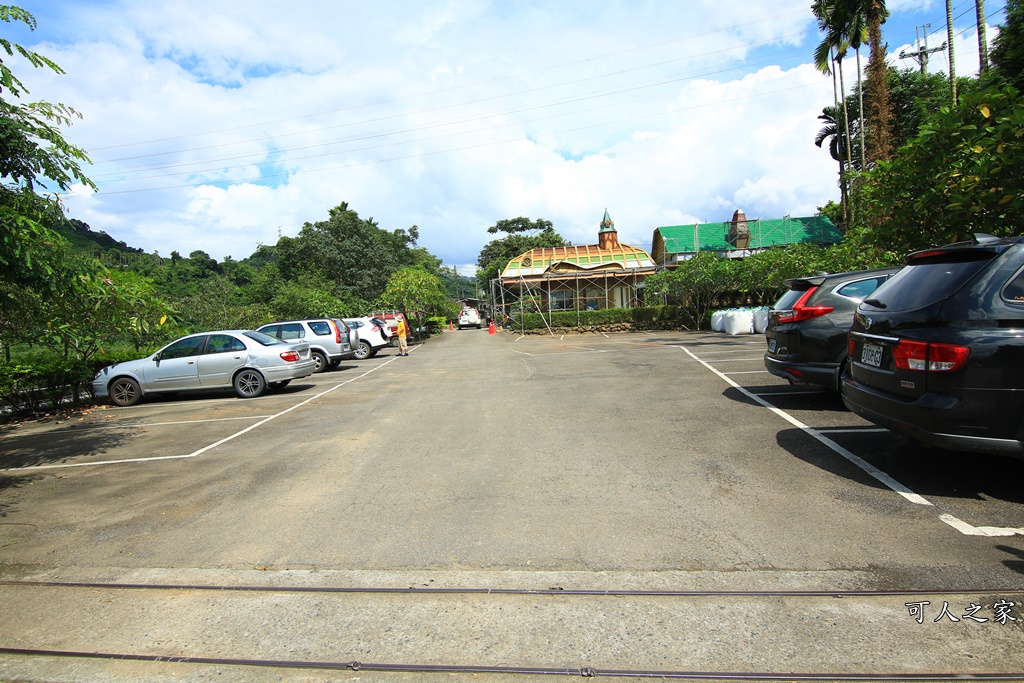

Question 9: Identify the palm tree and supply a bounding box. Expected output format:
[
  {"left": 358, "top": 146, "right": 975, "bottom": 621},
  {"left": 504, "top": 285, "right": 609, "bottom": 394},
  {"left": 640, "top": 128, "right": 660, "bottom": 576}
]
[
  {"left": 863, "top": 0, "right": 893, "bottom": 164},
  {"left": 977, "top": 0, "right": 990, "bottom": 73},
  {"left": 812, "top": 0, "right": 853, "bottom": 226},
  {"left": 841, "top": 4, "right": 869, "bottom": 170},
  {"left": 815, "top": 106, "right": 848, "bottom": 167}
]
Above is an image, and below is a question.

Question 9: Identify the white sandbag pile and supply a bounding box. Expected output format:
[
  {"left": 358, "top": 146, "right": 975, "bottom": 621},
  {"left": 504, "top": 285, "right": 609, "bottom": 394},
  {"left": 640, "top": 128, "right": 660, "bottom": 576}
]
[{"left": 712, "top": 306, "right": 771, "bottom": 335}]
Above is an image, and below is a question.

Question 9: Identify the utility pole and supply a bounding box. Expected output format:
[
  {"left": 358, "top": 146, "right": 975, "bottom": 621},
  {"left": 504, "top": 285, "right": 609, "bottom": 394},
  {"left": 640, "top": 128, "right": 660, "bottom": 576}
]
[
  {"left": 899, "top": 25, "right": 947, "bottom": 74},
  {"left": 947, "top": 0, "right": 957, "bottom": 105}
]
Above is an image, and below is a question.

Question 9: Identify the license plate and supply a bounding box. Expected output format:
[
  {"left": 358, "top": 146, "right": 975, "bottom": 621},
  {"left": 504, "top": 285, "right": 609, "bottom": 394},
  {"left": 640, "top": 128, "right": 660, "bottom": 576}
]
[
  {"left": 768, "top": 338, "right": 777, "bottom": 353},
  {"left": 861, "top": 343, "right": 883, "bottom": 367}
]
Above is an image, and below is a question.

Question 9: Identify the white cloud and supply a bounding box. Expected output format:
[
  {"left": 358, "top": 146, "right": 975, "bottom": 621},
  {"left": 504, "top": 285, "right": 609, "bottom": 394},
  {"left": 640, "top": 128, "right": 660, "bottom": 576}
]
[{"left": 7, "top": 0, "right": 1000, "bottom": 269}]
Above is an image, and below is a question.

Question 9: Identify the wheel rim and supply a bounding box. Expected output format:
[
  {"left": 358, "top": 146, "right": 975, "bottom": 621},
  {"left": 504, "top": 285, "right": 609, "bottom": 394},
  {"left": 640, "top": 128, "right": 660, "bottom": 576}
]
[
  {"left": 313, "top": 353, "right": 326, "bottom": 372},
  {"left": 236, "top": 371, "right": 262, "bottom": 397},
  {"left": 112, "top": 380, "right": 137, "bottom": 405},
  {"left": 355, "top": 342, "right": 370, "bottom": 359}
]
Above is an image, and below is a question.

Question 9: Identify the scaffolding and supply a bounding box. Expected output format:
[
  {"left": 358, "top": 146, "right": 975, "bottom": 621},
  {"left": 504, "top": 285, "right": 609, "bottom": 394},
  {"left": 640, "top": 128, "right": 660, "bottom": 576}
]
[{"left": 489, "top": 266, "right": 653, "bottom": 335}]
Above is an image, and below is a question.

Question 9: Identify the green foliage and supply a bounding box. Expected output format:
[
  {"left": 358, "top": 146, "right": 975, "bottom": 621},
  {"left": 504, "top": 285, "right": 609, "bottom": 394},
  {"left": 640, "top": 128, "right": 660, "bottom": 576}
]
[
  {"left": 989, "top": 0, "right": 1024, "bottom": 91},
  {"left": 513, "top": 306, "right": 688, "bottom": 331},
  {"left": 476, "top": 217, "right": 566, "bottom": 285},
  {"left": 0, "top": 6, "right": 96, "bottom": 290},
  {"left": 36, "top": 260, "right": 176, "bottom": 361},
  {"left": 171, "top": 277, "right": 268, "bottom": 334},
  {"left": 863, "top": 85, "right": 1024, "bottom": 251},
  {"left": 0, "top": 352, "right": 94, "bottom": 414},
  {"left": 267, "top": 277, "right": 364, "bottom": 321}
]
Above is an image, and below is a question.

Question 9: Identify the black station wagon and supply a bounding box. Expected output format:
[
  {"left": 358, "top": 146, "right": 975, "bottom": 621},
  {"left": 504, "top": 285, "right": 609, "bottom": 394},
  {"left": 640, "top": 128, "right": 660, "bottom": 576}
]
[
  {"left": 843, "top": 235, "right": 1024, "bottom": 457},
  {"left": 764, "top": 267, "right": 901, "bottom": 391}
]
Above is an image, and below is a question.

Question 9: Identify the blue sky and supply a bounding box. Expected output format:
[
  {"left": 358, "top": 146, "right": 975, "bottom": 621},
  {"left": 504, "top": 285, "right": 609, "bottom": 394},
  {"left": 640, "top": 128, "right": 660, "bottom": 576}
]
[{"left": 3, "top": 1, "right": 1004, "bottom": 275}]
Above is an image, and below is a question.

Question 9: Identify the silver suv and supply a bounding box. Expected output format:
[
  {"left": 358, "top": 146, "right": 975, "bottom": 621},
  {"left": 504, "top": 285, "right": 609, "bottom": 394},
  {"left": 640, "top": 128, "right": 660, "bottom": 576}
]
[{"left": 256, "top": 318, "right": 355, "bottom": 373}]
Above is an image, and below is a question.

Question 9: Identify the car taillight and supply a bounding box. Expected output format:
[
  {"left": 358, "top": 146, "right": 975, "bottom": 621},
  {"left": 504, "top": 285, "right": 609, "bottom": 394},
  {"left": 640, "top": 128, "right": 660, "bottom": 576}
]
[
  {"left": 330, "top": 320, "right": 341, "bottom": 344},
  {"left": 892, "top": 339, "right": 970, "bottom": 372},
  {"left": 280, "top": 351, "right": 300, "bottom": 362},
  {"left": 775, "top": 287, "right": 834, "bottom": 323}
]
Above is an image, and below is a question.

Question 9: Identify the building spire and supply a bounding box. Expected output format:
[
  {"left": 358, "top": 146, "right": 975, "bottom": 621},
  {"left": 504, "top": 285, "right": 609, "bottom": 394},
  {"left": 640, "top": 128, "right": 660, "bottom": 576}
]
[
  {"left": 599, "top": 208, "right": 615, "bottom": 233},
  {"left": 598, "top": 208, "right": 619, "bottom": 249}
]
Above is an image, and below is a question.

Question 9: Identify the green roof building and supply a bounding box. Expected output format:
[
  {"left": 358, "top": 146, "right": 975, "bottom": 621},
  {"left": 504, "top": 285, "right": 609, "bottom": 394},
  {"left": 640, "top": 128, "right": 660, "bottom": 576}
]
[{"left": 651, "top": 210, "right": 843, "bottom": 267}]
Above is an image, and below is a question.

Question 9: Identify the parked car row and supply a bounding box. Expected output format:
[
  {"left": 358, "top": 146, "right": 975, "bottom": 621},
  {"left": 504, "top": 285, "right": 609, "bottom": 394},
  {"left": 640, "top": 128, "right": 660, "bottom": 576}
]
[
  {"left": 93, "top": 314, "right": 407, "bottom": 407},
  {"left": 764, "top": 234, "right": 1024, "bottom": 458}
]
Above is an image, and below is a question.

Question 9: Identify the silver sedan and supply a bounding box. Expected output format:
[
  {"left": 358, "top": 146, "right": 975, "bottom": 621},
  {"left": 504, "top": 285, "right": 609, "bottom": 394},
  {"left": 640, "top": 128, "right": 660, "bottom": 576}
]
[{"left": 92, "top": 330, "right": 316, "bottom": 406}]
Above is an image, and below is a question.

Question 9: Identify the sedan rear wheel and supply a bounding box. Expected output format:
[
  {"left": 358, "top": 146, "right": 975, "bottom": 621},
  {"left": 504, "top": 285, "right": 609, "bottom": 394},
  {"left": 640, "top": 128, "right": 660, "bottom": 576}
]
[
  {"left": 109, "top": 377, "right": 142, "bottom": 407},
  {"left": 234, "top": 369, "right": 266, "bottom": 398},
  {"left": 354, "top": 340, "right": 372, "bottom": 360}
]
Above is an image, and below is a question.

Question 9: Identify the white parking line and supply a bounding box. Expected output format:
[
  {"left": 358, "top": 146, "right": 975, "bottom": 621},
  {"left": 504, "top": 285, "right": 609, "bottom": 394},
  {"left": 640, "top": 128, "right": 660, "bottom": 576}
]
[
  {"left": 939, "top": 514, "right": 1024, "bottom": 537},
  {"left": 5, "top": 358, "right": 402, "bottom": 472},
  {"left": 696, "top": 349, "right": 767, "bottom": 355},
  {"left": 722, "top": 370, "right": 772, "bottom": 375},
  {"left": 680, "top": 345, "right": 933, "bottom": 507},
  {"left": 65, "top": 416, "right": 276, "bottom": 430}
]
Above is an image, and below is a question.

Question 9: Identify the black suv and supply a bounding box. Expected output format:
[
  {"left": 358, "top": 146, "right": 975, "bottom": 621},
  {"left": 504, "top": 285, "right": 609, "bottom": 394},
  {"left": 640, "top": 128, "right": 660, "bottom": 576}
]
[
  {"left": 763, "top": 267, "right": 900, "bottom": 391},
  {"left": 843, "top": 235, "right": 1024, "bottom": 456}
]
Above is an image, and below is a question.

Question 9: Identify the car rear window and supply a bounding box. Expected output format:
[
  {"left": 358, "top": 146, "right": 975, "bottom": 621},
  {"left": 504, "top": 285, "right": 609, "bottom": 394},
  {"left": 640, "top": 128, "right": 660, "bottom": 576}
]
[
  {"left": 834, "top": 276, "right": 891, "bottom": 300},
  {"left": 772, "top": 289, "right": 805, "bottom": 310},
  {"left": 864, "top": 259, "right": 992, "bottom": 311},
  {"left": 308, "top": 321, "right": 330, "bottom": 335},
  {"left": 244, "top": 330, "right": 285, "bottom": 346}
]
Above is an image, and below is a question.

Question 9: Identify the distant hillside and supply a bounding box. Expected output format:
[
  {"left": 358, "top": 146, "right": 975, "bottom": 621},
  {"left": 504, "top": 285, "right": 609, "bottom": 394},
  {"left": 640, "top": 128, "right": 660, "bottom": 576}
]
[{"left": 57, "top": 219, "right": 145, "bottom": 256}]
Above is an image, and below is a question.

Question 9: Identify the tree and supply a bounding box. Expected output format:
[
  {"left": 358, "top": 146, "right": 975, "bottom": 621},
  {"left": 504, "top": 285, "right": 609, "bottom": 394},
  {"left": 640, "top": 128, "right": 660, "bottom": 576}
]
[
  {"left": 812, "top": 0, "right": 856, "bottom": 226},
  {"left": 38, "top": 257, "right": 174, "bottom": 361},
  {"left": 476, "top": 217, "right": 566, "bottom": 286},
  {"left": 277, "top": 202, "right": 420, "bottom": 301},
  {"left": 862, "top": 0, "right": 893, "bottom": 165},
  {"left": 989, "top": 0, "right": 1024, "bottom": 90},
  {"left": 378, "top": 266, "right": 457, "bottom": 334},
  {"left": 0, "top": 6, "right": 96, "bottom": 290},
  {"left": 862, "top": 86, "right": 1024, "bottom": 251},
  {"left": 644, "top": 253, "right": 737, "bottom": 329}
]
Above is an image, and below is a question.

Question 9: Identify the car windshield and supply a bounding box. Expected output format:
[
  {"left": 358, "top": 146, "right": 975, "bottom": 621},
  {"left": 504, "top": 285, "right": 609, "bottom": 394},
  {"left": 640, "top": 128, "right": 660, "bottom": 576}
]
[
  {"left": 864, "top": 258, "right": 992, "bottom": 311},
  {"left": 243, "top": 330, "right": 285, "bottom": 346}
]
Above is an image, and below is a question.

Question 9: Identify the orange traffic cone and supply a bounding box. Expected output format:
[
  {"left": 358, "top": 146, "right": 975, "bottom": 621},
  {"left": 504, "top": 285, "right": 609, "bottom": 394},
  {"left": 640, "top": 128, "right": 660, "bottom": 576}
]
[
  {"left": 449, "top": 322, "right": 454, "bottom": 332},
  {"left": 488, "top": 321, "right": 496, "bottom": 334}
]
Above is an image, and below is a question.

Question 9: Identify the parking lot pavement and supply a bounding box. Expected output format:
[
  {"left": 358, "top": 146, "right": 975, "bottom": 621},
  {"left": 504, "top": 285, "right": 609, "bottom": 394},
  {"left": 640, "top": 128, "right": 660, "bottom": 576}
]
[
  {"left": 1, "top": 329, "right": 1022, "bottom": 681},
  {"left": 669, "top": 333, "right": 1024, "bottom": 541},
  {"left": 0, "top": 354, "right": 407, "bottom": 472}
]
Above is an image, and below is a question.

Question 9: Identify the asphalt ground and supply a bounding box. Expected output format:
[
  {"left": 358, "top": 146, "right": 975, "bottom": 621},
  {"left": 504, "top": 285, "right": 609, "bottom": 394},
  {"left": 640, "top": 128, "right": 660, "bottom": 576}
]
[{"left": 0, "top": 328, "right": 1022, "bottom": 682}]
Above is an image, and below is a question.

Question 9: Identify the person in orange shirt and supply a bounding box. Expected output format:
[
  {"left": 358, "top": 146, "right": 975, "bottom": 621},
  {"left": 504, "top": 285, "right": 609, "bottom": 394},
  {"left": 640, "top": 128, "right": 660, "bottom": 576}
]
[{"left": 396, "top": 316, "right": 409, "bottom": 356}]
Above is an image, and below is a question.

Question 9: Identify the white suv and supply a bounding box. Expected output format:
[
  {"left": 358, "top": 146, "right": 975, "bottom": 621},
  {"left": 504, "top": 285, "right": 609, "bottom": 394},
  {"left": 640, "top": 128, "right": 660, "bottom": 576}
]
[
  {"left": 458, "top": 308, "right": 482, "bottom": 329},
  {"left": 343, "top": 317, "right": 390, "bottom": 359}
]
